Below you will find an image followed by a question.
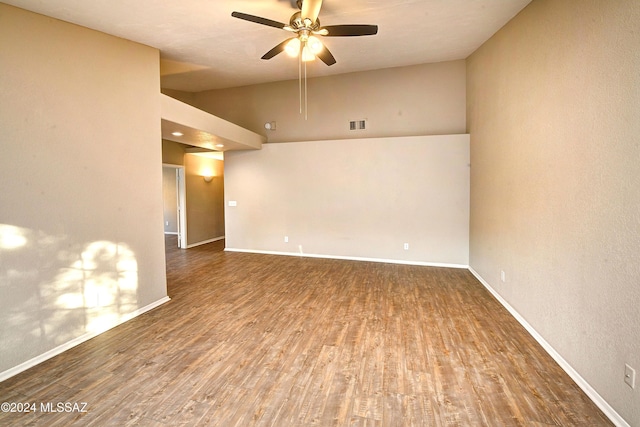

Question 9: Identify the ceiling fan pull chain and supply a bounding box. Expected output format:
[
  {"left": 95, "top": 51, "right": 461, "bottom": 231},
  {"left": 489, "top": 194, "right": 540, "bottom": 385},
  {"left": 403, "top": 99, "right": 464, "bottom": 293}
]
[
  {"left": 299, "top": 44, "right": 303, "bottom": 115},
  {"left": 304, "top": 60, "right": 308, "bottom": 121}
]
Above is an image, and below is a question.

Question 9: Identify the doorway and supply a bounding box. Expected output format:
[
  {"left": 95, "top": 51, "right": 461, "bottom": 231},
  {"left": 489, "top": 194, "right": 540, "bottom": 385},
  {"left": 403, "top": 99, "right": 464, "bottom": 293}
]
[{"left": 162, "top": 164, "right": 187, "bottom": 248}]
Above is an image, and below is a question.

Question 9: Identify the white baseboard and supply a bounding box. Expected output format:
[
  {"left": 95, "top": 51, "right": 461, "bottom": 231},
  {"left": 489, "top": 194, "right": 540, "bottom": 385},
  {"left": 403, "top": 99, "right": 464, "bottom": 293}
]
[
  {"left": 186, "top": 236, "right": 225, "bottom": 248},
  {"left": 224, "top": 247, "right": 468, "bottom": 269},
  {"left": 468, "top": 267, "right": 629, "bottom": 427},
  {"left": 0, "top": 296, "right": 171, "bottom": 383}
]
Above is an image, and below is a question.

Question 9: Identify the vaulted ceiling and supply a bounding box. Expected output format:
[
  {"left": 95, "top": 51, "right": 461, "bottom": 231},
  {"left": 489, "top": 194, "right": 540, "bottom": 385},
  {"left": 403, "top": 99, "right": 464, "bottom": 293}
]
[{"left": 4, "top": 0, "right": 531, "bottom": 92}]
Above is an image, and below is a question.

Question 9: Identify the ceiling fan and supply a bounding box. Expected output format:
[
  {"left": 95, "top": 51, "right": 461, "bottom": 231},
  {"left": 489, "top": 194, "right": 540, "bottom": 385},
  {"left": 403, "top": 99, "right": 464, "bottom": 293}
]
[{"left": 231, "top": 0, "right": 378, "bottom": 66}]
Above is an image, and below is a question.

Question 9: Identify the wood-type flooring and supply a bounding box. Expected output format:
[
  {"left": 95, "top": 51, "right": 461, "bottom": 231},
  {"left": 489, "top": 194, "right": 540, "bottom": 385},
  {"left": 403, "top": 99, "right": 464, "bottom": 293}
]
[{"left": 0, "top": 236, "right": 613, "bottom": 426}]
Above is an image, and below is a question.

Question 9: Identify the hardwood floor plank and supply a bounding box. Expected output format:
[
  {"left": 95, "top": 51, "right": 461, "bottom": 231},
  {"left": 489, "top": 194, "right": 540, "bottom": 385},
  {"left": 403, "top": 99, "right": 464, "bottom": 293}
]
[{"left": 0, "top": 236, "right": 613, "bottom": 426}]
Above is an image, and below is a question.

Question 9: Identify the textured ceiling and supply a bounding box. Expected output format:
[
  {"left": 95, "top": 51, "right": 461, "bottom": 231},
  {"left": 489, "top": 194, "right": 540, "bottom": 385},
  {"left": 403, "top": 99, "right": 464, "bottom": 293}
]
[{"left": 4, "top": 0, "right": 531, "bottom": 92}]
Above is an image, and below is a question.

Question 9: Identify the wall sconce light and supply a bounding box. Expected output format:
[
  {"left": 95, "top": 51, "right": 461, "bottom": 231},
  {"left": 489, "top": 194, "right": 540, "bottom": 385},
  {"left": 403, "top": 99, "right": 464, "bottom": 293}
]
[{"left": 203, "top": 176, "right": 213, "bottom": 183}]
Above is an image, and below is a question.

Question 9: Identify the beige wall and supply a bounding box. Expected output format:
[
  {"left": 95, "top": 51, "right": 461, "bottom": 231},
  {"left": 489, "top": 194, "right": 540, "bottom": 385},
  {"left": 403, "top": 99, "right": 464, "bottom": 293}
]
[
  {"left": 0, "top": 5, "right": 167, "bottom": 375},
  {"left": 162, "top": 88, "right": 196, "bottom": 106},
  {"left": 467, "top": 0, "right": 640, "bottom": 424},
  {"left": 192, "top": 61, "right": 466, "bottom": 143},
  {"left": 198, "top": 60, "right": 469, "bottom": 264},
  {"left": 184, "top": 154, "right": 225, "bottom": 246},
  {"left": 225, "top": 135, "right": 469, "bottom": 266},
  {"left": 162, "top": 139, "right": 186, "bottom": 165}
]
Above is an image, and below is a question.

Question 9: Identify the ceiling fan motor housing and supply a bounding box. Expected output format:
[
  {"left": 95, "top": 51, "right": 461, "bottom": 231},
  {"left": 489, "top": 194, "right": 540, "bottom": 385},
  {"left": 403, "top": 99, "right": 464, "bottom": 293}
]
[{"left": 289, "top": 12, "right": 321, "bottom": 32}]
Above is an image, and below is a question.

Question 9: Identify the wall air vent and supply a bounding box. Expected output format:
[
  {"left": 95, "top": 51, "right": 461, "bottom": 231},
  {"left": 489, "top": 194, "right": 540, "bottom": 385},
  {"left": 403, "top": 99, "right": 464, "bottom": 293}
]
[{"left": 349, "top": 119, "right": 367, "bottom": 131}]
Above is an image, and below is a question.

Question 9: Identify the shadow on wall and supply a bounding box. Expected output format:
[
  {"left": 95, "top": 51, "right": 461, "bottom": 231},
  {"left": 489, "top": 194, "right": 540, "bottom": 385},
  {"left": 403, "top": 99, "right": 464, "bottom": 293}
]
[{"left": 0, "top": 223, "right": 138, "bottom": 365}]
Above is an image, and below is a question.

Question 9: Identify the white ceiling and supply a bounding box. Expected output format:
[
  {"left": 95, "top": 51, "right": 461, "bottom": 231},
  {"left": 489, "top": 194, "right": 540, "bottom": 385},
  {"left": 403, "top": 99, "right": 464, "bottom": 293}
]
[{"left": 4, "top": 0, "right": 531, "bottom": 92}]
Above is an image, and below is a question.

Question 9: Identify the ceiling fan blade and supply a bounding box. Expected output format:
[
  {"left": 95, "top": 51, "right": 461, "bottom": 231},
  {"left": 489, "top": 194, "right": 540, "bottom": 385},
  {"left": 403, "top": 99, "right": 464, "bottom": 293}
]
[
  {"left": 322, "top": 25, "right": 378, "bottom": 37},
  {"left": 231, "top": 11, "right": 286, "bottom": 30},
  {"left": 261, "top": 38, "right": 295, "bottom": 60},
  {"left": 301, "top": 0, "right": 323, "bottom": 22},
  {"left": 317, "top": 45, "right": 336, "bottom": 66}
]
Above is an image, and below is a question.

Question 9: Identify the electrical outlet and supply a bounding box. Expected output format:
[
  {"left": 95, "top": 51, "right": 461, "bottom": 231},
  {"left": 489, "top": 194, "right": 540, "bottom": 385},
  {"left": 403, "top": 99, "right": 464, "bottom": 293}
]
[
  {"left": 165, "top": 221, "right": 169, "bottom": 226},
  {"left": 284, "top": 236, "right": 288, "bottom": 243},
  {"left": 625, "top": 364, "right": 636, "bottom": 389},
  {"left": 500, "top": 270, "right": 506, "bottom": 282},
  {"left": 403, "top": 243, "right": 409, "bottom": 250}
]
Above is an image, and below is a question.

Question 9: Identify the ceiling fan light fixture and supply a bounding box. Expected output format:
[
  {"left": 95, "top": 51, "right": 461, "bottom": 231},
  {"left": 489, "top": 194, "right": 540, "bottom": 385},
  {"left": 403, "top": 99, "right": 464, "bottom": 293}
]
[
  {"left": 307, "top": 36, "right": 323, "bottom": 55},
  {"left": 285, "top": 37, "right": 301, "bottom": 57},
  {"left": 301, "top": 45, "right": 316, "bottom": 62}
]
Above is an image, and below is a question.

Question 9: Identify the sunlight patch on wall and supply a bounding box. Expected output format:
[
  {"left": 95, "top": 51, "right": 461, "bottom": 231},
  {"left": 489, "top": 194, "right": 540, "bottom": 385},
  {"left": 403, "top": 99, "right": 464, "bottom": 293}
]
[
  {"left": 0, "top": 224, "right": 28, "bottom": 250},
  {"left": 0, "top": 224, "right": 140, "bottom": 353},
  {"left": 52, "top": 241, "right": 139, "bottom": 334}
]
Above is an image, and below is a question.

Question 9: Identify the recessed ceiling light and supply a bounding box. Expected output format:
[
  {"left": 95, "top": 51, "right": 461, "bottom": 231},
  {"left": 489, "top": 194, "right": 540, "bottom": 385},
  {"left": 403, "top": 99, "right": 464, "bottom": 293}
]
[
  {"left": 215, "top": 144, "right": 224, "bottom": 148},
  {"left": 171, "top": 131, "right": 184, "bottom": 137}
]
